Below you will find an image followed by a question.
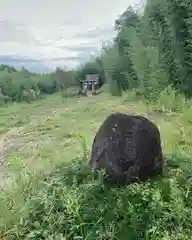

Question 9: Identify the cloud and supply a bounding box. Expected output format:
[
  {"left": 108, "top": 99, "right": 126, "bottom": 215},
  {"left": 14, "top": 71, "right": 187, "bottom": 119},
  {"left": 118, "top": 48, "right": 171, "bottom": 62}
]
[
  {"left": 74, "top": 26, "right": 115, "bottom": 39},
  {"left": 0, "top": 56, "right": 41, "bottom": 63},
  {"left": 0, "top": 55, "right": 51, "bottom": 73},
  {"left": 0, "top": 0, "right": 143, "bottom": 72},
  {"left": 0, "top": 21, "right": 34, "bottom": 44}
]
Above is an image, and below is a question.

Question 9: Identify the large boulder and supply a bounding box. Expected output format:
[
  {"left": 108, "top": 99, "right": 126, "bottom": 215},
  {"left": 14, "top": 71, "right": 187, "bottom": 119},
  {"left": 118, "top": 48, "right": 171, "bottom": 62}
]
[{"left": 89, "top": 112, "right": 163, "bottom": 185}]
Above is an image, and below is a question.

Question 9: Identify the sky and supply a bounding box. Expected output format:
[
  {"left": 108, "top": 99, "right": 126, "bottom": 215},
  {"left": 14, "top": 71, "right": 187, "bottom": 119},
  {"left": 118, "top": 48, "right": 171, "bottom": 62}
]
[{"left": 0, "top": 0, "right": 143, "bottom": 73}]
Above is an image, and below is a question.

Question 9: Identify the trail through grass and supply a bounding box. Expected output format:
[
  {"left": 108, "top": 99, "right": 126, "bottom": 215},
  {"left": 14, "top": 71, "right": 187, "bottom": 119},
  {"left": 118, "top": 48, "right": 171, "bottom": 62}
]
[{"left": 0, "top": 92, "right": 192, "bottom": 239}]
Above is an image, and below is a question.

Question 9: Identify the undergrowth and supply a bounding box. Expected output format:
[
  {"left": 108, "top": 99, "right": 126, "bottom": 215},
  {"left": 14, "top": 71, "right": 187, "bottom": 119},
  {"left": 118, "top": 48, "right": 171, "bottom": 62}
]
[{"left": 4, "top": 157, "right": 192, "bottom": 240}]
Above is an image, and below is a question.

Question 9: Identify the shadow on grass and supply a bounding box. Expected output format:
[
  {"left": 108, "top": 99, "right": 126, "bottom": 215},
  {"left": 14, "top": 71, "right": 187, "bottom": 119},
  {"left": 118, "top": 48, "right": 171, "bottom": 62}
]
[{"left": 5, "top": 155, "right": 192, "bottom": 240}]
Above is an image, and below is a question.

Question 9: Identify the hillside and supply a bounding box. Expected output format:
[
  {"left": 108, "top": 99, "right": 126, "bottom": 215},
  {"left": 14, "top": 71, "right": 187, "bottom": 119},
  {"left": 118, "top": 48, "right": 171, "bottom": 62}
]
[{"left": 0, "top": 91, "right": 192, "bottom": 239}]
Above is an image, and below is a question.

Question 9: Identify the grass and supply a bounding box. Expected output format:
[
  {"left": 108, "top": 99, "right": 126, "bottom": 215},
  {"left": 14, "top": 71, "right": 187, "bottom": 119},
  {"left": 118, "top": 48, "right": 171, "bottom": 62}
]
[{"left": 0, "top": 90, "right": 192, "bottom": 239}]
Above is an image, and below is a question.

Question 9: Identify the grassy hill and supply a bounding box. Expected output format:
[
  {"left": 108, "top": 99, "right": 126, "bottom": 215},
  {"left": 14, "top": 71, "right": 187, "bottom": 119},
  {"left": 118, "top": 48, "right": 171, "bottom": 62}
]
[{"left": 0, "top": 91, "right": 192, "bottom": 239}]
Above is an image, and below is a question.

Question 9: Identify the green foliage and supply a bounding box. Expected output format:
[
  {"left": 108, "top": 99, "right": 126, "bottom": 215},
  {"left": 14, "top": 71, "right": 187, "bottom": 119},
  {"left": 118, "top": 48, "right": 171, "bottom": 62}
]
[
  {"left": 75, "top": 57, "right": 105, "bottom": 88},
  {"left": 37, "top": 74, "right": 56, "bottom": 94},
  {"left": 158, "top": 85, "right": 187, "bottom": 112},
  {"left": 0, "top": 66, "right": 51, "bottom": 103},
  {"left": 21, "top": 89, "right": 38, "bottom": 103},
  {"left": 4, "top": 158, "right": 192, "bottom": 240},
  {"left": 82, "top": 0, "right": 192, "bottom": 101},
  {"left": 0, "top": 65, "right": 78, "bottom": 104},
  {"left": 101, "top": 44, "right": 122, "bottom": 95},
  {"left": 54, "top": 67, "right": 76, "bottom": 98},
  {"left": 142, "top": 0, "right": 192, "bottom": 97},
  {"left": 0, "top": 91, "right": 11, "bottom": 106}
]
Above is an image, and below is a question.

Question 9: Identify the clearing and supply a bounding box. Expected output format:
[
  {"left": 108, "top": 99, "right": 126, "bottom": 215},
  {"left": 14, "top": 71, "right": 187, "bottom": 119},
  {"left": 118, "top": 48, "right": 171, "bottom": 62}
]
[{"left": 0, "top": 92, "right": 192, "bottom": 239}]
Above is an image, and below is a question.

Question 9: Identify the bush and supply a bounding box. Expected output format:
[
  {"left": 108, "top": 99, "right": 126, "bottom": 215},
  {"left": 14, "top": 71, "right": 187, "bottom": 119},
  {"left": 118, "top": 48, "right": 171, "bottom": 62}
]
[
  {"left": 38, "top": 76, "right": 56, "bottom": 94},
  {"left": 0, "top": 65, "right": 58, "bottom": 104},
  {"left": 0, "top": 92, "right": 11, "bottom": 105},
  {"left": 21, "top": 89, "right": 38, "bottom": 103},
  {"left": 157, "top": 85, "right": 187, "bottom": 113}
]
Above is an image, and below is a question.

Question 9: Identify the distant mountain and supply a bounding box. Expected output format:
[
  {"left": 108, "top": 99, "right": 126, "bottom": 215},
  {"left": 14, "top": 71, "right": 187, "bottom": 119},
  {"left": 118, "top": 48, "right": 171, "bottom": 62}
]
[{"left": 0, "top": 55, "right": 52, "bottom": 73}]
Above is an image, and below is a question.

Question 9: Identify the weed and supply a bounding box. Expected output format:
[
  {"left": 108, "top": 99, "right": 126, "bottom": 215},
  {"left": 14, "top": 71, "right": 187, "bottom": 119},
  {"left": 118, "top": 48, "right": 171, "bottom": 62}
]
[{"left": 0, "top": 92, "right": 192, "bottom": 239}]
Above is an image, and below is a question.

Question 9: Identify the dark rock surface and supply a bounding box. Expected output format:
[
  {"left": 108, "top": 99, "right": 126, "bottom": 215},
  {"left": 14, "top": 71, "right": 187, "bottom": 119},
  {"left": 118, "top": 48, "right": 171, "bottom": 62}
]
[{"left": 89, "top": 112, "right": 163, "bottom": 185}]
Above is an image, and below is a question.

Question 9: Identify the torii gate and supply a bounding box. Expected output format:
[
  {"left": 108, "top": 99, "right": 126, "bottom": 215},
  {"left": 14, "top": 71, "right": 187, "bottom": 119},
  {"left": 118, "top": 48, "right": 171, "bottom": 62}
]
[{"left": 80, "top": 74, "right": 99, "bottom": 95}]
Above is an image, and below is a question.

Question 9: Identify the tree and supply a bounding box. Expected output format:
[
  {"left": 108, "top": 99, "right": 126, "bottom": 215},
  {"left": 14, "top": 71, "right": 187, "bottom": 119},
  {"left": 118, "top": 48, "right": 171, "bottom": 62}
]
[{"left": 54, "top": 67, "right": 74, "bottom": 97}]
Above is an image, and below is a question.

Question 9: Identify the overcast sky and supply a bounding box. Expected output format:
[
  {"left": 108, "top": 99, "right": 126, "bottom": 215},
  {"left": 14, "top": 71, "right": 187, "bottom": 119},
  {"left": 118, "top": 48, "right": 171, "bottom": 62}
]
[{"left": 0, "top": 0, "right": 143, "bottom": 72}]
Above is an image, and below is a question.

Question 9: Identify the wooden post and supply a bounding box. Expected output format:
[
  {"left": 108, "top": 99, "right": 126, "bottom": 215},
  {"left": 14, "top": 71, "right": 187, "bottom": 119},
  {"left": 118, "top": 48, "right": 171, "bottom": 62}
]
[
  {"left": 84, "top": 82, "right": 88, "bottom": 95},
  {"left": 91, "top": 81, "right": 93, "bottom": 94}
]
